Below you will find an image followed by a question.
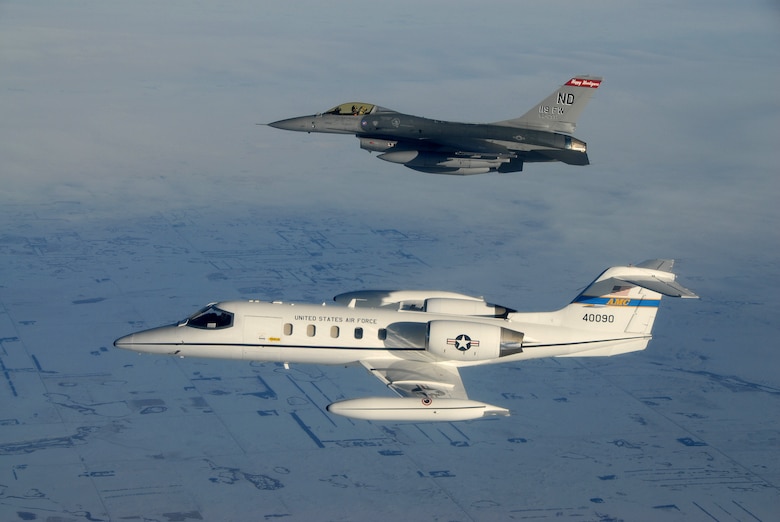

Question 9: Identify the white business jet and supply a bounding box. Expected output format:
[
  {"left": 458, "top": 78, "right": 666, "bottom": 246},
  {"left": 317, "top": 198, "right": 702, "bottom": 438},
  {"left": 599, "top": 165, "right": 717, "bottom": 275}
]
[{"left": 114, "top": 259, "right": 697, "bottom": 422}]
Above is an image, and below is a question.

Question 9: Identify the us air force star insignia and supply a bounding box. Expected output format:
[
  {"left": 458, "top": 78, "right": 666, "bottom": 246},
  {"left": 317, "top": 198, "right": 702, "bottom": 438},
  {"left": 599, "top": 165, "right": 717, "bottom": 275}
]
[{"left": 447, "top": 334, "right": 480, "bottom": 352}]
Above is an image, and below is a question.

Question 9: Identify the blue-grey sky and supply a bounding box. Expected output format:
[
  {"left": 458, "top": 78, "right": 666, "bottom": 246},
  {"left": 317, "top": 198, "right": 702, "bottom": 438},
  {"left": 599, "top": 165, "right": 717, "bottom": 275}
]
[{"left": 1, "top": 1, "right": 779, "bottom": 520}]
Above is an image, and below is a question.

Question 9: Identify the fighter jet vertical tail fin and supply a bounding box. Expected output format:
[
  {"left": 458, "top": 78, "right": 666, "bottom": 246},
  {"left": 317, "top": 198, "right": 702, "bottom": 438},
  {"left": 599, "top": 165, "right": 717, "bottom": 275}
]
[{"left": 495, "top": 76, "right": 602, "bottom": 134}]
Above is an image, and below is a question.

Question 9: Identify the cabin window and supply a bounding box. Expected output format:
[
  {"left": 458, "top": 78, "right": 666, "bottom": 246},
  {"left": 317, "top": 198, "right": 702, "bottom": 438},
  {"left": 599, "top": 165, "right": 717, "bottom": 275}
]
[
  {"left": 378, "top": 328, "right": 387, "bottom": 341},
  {"left": 307, "top": 324, "right": 316, "bottom": 337},
  {"left": 330, "top": 326, "right": 340, "bottom": 338},
  {"left": 284, "top": 323, "right": 293, "bottom": 336},
  {"left": 354, "top": 327, "right": 363, "bottom": 339},
  {"left": 185, "top": 305, "right": 233, "bottom": 330}
]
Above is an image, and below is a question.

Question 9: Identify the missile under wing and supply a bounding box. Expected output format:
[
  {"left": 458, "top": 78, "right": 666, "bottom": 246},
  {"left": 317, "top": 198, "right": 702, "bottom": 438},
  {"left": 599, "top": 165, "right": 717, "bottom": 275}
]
[{"left": 268, "top": 76, "right": 602, "bottom": 175}]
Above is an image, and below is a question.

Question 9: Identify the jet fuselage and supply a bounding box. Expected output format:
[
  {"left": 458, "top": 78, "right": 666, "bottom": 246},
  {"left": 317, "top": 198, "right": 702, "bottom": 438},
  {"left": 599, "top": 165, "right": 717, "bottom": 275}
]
[
  {"left": 114, "top": 297, "right": 649, "bottom": 367},
  {"left": 269, "top": 111, "right": 588, "bottom": 171}
]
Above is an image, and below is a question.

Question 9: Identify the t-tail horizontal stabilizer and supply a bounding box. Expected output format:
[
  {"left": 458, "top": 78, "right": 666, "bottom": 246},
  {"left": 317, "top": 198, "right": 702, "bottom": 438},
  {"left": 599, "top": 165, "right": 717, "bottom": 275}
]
[{"left": 574, "top": 259, "right": 699, "bottom": 303}]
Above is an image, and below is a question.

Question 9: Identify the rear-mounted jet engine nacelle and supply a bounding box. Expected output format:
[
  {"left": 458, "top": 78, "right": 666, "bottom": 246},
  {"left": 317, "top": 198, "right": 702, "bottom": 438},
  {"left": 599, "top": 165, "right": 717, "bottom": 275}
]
[
  {"left": 426, "top": 320, "right": 523, "bottom": 361},
  {"left": 424, "top": 297, "right": 510, "bottom": 317}
]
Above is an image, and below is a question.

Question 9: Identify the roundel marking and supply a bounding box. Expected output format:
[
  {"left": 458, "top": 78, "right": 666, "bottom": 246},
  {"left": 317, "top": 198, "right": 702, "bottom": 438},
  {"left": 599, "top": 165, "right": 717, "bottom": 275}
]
[
  {"left": 446, "top": 334, "right": 480, "bottom": 352},
  {"left": 455, "top": 334, "right": 472, "bottom": 351}
]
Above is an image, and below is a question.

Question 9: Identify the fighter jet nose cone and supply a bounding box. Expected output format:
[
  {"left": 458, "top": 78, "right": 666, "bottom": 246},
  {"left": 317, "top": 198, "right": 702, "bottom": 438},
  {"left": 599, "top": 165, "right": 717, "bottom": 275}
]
[
  {"left": 266, "top": 115, "right": 324, "bottom": 132},
  {"left": 268, "top": 117, "right": 306, "bottom": 131}
]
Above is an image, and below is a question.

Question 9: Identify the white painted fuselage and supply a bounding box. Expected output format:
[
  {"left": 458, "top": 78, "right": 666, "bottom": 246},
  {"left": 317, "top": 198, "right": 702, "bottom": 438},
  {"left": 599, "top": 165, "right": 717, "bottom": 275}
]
[
  {"left": 114, "top": 260, "right": 697, "bottom": 421},
  {"left": 115, "top": 299, "right": 650, "bottom": 367}
]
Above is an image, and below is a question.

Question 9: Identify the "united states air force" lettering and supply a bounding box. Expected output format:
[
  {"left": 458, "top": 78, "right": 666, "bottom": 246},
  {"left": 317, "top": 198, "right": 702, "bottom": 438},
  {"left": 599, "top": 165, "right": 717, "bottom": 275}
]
[{"left": 294, "top": 315, "right": 377, "bottom": 324}]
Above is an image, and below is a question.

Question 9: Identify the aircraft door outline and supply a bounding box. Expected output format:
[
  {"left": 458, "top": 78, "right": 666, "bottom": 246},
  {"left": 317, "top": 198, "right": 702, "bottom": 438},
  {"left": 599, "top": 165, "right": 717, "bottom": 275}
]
[{"left": 243, "top": 315, "right": 283, "bottom": 344}]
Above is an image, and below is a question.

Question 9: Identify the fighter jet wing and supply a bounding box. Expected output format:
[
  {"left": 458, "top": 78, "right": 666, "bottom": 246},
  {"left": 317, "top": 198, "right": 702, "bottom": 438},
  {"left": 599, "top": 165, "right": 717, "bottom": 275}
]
[{"left": 359, "top": 359, "right": 468, "bottom": 400}]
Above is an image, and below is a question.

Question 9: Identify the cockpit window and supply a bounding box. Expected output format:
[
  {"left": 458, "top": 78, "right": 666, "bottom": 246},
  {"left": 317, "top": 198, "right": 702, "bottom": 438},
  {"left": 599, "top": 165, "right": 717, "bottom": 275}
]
[
  {"left": 324, "top": 102, "right": 375, "bottom": 116},
  {"left": 184, "top": 305, "right": 234, "bottom": 329}
]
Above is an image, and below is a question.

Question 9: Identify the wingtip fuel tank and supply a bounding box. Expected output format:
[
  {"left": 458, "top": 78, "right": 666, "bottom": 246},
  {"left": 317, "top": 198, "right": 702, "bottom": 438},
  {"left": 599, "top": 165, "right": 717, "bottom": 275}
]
[{"left": 326, "top": 397, "right": 510, "bottom": 422}]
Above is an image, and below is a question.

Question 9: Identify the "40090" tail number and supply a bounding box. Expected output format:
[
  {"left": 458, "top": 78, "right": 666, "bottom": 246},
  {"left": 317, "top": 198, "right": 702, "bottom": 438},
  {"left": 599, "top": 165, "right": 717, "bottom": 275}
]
[{"left": 583, "top": 313, "right": 615, "bottom": 323}]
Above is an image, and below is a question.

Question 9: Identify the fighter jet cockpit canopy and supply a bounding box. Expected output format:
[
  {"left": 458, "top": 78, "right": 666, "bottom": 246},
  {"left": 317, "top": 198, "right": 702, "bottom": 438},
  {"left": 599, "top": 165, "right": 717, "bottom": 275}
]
[
  {"left": 324, "top": 102, "right": 376, "bottom": 116},
  {"left": 179, "top": 303, "right": 233, "bottom": 329}
]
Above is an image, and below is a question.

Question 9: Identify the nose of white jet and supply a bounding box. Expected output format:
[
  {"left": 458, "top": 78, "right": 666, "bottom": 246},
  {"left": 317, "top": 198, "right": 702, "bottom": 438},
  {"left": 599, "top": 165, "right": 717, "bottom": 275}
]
[{"left": 113, "top": 324, "right": 182, "bottom": 353}]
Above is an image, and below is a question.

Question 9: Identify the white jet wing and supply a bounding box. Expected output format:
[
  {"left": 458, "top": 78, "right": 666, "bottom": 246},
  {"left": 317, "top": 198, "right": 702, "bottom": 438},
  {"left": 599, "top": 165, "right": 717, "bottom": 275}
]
[{"left": 359, "top": 359, "right": 468, "bottom": 400}]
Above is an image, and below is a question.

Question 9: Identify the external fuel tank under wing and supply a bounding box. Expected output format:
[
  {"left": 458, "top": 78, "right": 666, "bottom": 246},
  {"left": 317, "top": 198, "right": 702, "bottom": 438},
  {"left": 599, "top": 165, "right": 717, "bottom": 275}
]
[{"left": 267, "top": 76, "right": 602, "bottom": 175}]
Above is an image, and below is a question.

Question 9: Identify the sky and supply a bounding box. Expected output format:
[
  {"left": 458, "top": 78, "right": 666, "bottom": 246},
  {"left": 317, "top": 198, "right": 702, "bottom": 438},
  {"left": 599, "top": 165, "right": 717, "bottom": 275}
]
[{"left": 1, "top": 1, "right": 779, "bottom": 520}]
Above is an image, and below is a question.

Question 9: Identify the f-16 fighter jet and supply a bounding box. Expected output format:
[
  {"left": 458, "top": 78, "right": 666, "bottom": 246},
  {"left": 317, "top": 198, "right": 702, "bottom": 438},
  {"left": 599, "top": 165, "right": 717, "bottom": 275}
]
[
  {"left": 115, "top": 259, "right": 696, "bottom": 422},
  {"left": 268, "top": 76, "right": 602, "bottom": 175}
]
